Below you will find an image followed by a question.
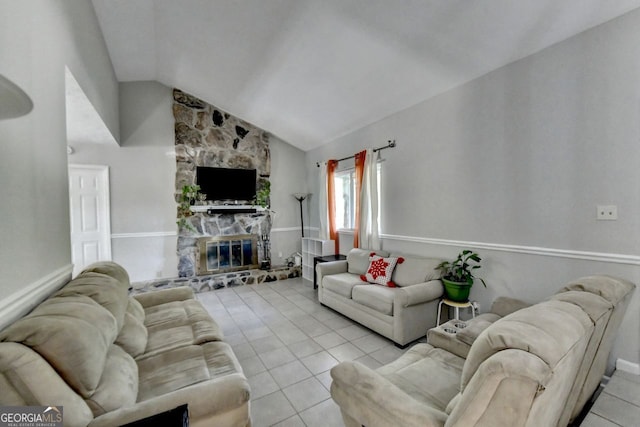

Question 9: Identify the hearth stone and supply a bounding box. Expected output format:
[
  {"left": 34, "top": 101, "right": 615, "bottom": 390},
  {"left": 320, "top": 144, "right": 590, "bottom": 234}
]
[{"left": 131, "top": 266, "right": 302, "bottom": 296}]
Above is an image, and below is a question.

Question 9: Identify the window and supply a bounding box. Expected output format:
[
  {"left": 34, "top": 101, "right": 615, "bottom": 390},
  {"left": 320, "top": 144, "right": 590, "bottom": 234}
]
[
  {"left": 333, "top": 164, "right": 381, "bottom": 230},
  {"left": 334, "top": 169, "right": 356, "bottom": 229}
]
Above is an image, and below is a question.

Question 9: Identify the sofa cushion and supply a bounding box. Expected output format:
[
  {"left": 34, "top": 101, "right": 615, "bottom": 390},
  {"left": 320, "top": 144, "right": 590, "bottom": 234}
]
[
  {"left": 86, "top": 344, "right": 138, "bottom": 416},
  {"left": 362, "top": 255, "right": 402, "bottom": 287},
  {"left": 323, "top": 273, "right": 363, "bottom": 299},
  {"left": 347, "top": 248, "right": 389, "bottom": 275},
  {"left": 116, "top": 300, "right": 149, "bottom": 358},
  {"left": 141, "top": 299, "right": 223, "bottom": 358},
  {"left": 0, "top": 295, "right": 118, "bottom": 398},
  {"left": 390, "top": 254, "right": 442, "bottom": 287},
  {"left": 456, "top": 313, "right": 501, "bottom": 347},
  {"left": 0, "top": 342, "right": 95, "bottom": 427},
  {"left": 81, "top": 261, "right": 131, "bottom": 289},
  {"left": 352, "top": 285, "right": 395, "bottom": 316},
  {"left": 137, "top": 341, "right": 246, "bottom": 400},
  {"left": 55, "top": 271, "right": 129, "bottom": 329},
  {"left": 461, "top": 300, "right": 592, "bottom": 390},
  {"left": 377, "top": 343, "right": 465, "bottom": 412},
  {"left": 559, "top": 275, "right": 635, "bottom": 305}
]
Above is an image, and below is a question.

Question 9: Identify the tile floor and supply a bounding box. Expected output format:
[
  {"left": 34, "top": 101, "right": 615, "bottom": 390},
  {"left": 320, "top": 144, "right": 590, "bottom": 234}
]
[
  {"left": 579, "top": 370, "right": 640, "bottom": 427},
  {"left": 195, "top": 277, "right": 640, "bottom": 427},
  {"left": 195, "top": 277, "right": 416, "bottom": 427}
]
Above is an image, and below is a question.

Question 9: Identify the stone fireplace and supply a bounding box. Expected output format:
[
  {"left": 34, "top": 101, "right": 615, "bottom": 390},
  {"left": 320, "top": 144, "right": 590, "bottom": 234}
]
[
  {"left": 197, "top": 234, "right": 258, "bottom": 275},
  {"left": 173, "top": 89, "right": 271, "bottom": 277}
]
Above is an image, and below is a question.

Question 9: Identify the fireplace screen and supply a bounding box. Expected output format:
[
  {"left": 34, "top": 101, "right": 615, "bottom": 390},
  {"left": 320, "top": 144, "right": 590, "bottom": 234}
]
[{"left": 198, "top": 234, "right": 258, "bottom": 275}]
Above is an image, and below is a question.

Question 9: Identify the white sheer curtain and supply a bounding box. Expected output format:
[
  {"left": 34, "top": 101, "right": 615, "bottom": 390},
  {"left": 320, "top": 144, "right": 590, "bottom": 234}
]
[
  {"left": 318, "top": 165, "right": 329, "bottom": 240},
  {"left": 358, "top": 149, "right": 380, "bottom": 250}
]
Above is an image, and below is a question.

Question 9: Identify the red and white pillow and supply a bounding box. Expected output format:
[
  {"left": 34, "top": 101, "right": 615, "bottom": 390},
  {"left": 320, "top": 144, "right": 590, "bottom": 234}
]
[{"left": 360, "top": 253, "right": 404, "bottom": 287}]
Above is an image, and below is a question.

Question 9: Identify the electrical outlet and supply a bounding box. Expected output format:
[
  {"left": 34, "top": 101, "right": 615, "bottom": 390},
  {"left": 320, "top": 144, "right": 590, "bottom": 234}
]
[
  {"left": 597, "top": 205, "right": 618, "bottom": 221},
  {"left": 471, "top": 301, "right": 480, "bottom": 314}
]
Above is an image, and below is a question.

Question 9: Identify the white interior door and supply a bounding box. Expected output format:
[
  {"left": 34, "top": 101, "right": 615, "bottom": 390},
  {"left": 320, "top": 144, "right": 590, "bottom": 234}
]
[{"left": 68, "top": 165, "right": 112, "bottom": 276}]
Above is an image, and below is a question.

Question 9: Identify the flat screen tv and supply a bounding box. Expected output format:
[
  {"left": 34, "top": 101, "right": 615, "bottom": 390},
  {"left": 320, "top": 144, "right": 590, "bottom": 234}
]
[{"left": 196, "top": 167, "right": 257, "bottom": 203}]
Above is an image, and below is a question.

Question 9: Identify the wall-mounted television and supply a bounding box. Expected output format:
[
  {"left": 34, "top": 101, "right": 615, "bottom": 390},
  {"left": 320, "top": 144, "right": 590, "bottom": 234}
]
[{"left": 196, "top": 167, "right": 257, "bottom": 203}]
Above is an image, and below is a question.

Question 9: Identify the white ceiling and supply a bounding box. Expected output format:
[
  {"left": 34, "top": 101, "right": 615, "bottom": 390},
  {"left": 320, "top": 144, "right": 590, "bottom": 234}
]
[{"left": 91, "top": 0, "right": 640, "bottom": 151}]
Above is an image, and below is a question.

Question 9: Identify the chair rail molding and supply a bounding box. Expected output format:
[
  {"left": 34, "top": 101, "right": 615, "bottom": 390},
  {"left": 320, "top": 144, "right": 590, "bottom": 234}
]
[
  {"left": 381, "top": 234, "right": 640, "bottom": 266},
  {"left": 327, "top": 229, "right": 639, "bottom": 266},
  {"left": 0, "top": 264, "right": 73, "bottom": 331}
]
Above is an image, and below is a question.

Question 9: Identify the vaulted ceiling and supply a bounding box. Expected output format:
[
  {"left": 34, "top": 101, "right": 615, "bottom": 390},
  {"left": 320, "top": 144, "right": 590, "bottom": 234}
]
[{"left": 92, "top": 0, "right": 640, "bottom": 151}]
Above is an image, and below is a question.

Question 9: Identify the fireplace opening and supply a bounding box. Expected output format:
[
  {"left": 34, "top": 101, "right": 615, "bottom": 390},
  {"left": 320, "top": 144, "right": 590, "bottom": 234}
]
[{"left": 197, "top": 234, "right": 258, "bottom": 275}]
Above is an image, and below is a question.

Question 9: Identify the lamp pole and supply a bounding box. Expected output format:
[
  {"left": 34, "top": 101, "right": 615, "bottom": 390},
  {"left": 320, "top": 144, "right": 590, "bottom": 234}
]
[{"left": 293, "top": 193, "right": 308, "bottom": 238}]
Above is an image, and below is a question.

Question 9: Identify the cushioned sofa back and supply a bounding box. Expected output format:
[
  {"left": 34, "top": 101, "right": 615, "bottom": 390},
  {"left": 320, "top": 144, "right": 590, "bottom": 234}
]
[
  {"left": 0, "top": 342, "right": 94, "bottom": 427},
  {"left": 347, "top": 248, "right": 389, "bottom": 275},
  {"left": 450, "top": 300, "right": 593, "bottom": 427},
  {"left": 553, "top": 275, "right": 636, "bottom": 423},
  {"left": 81, "top": 261, "right": 131, "bottom": 289},
  {"left": 0, "top": 295, "right": 118, "bottom": 398},
  {"left": 389, "top": 253, "right": 442, "bottom": 287},
  {"left": 54, "top": 271, "right": 129, "bottom": 330}
]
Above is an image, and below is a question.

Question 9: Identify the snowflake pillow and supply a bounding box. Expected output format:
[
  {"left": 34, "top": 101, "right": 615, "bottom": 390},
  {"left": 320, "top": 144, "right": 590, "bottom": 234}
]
[{"left": 360, "top": 253, "right": 405, "bottom": 287}]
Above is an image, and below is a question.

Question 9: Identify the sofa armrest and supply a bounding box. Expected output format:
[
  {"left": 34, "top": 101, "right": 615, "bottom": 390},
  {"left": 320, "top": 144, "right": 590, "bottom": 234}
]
[
  {"left": 133, "top": 286, "right": 195, "bottom": 308},
  {"left": 330, "top": 361, "right": 447, "bottom": 427},
  {"left": 316, "top": 260, "right": 348, "bottom": 286},
  {"left": 395, "top": 280, "right": 444, "bottom": 307},
  {"left": 89, "top": 373, "right": 250, "bottom": 427},
  {"left": 489, "top": 296, "right": 530, "bottom": 318}
]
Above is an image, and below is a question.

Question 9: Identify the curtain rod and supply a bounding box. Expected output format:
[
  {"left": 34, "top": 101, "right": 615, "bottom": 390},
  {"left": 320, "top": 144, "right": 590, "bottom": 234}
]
[{"left": 316, "top": 139, "right": 396, "bottom": 167}]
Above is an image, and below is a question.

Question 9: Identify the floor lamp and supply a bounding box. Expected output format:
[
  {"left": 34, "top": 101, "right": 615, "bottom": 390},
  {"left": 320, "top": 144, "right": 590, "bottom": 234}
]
[{"left": 293, "top": 193, "right": 309, "bottom": 238}]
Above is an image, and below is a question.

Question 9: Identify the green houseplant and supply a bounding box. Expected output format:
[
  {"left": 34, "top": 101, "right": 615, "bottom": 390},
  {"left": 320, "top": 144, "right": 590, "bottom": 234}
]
[
  {"left": 177, "top": 184, "right": 203, "bottom": 232},
  {"left": 436, "top": 250, "right": 486, "bottom": 302},
  {"left": 255, "top": 181, "right": 270, "bottom": 208}
]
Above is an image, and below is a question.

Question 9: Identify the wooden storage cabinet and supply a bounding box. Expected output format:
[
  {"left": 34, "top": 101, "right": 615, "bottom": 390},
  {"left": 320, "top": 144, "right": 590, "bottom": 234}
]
[{"left": 301, "top": 238, "right": 334, "bottom": 282}]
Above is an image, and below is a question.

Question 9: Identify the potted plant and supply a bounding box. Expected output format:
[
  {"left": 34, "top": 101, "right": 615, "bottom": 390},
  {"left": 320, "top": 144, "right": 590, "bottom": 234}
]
[
  {"left": 255, "top": 180, "right": 270, "bottom": 208},
  {"left": 177, "top": 184, "right": 203, "bottom": 232},
  {"left": 436, "top": 250, "right": 486, "bottom": 302}
]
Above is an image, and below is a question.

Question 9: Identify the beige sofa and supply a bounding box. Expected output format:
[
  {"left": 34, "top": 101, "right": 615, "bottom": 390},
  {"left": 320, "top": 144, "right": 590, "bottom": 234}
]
[
  {"left": 330, "top": 275, "right": 635, "bottom": 427},
  {"left": 317, "top": 248, "right": 444, "bottom": 347},
  {"left": 0, "top": 262, "right": 250, "bottom": 427}
]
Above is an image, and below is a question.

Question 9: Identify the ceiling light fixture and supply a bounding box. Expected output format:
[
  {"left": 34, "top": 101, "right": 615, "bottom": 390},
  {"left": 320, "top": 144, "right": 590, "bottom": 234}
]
[{"left": 0, "top": 74, "right": 33, "bottom": 120}]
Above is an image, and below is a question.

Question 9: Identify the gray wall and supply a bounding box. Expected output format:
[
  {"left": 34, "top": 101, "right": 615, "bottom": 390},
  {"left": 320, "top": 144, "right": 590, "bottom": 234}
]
[
  {"left": 72, "top": 83, "right": 308, "bottom": 281},
  {"left": 306, "top": 9, "right": 640, "bottom": 369},
  {"left": 269, "top": 135, "right": 309, "bottom": 262},
  {"left": 0, "top": 1, "right": 118, "bottom": 302},
  {"left": 70, "top": 81, "right": 177, "bottom": 281}
]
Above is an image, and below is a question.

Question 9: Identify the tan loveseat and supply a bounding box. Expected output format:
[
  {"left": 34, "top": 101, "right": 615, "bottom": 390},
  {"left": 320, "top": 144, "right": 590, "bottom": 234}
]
[
  {"left": 0, "top": 262, "right": 250, "bottom": 427},
  {"left": 330, "top": 275, "right": 635, "bottom": 427},
  {"left": 317, "top": 248, "right": 444, "bottom": 346}
]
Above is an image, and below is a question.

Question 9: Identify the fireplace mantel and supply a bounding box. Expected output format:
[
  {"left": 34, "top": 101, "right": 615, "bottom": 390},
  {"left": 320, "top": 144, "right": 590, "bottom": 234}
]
[{"left": 189, "top": 205, "right": 268, "bottom": 213}]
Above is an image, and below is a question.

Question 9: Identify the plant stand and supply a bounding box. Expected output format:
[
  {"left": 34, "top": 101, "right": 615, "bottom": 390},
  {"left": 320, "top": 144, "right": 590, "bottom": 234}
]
[{"left": 436, "top": 298, "right": 475, "bottom": 326}]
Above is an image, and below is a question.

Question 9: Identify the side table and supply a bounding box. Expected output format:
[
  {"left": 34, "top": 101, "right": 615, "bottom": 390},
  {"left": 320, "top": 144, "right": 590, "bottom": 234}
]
[
  {"left": 313, "top": 254, "right": 347, "bottom": 289},
  {"left": 436, "top": 298, "right": 476, "bottom": 326}
]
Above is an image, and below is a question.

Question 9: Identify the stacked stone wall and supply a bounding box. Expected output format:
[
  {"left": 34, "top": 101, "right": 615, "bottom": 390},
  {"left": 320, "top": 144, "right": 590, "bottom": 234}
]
[{"left": 173, "top": 89, "right": 272, "bottom": 276}]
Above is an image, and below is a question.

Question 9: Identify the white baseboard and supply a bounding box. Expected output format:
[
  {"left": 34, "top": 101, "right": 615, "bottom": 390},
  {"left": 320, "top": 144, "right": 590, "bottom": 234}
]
[
  {"left": 0, "top": 264, "right": 72, "bottom": 331},
  {"left": 616, "top": 358, "right": 640, "bottom": 375}
]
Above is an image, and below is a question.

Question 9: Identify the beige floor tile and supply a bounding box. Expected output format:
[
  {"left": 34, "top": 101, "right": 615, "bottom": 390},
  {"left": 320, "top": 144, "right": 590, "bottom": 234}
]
[
  {"left": 258, "top": 346, "right": 297, "bottom": 369},
  {"left": 269, "top": 360, "right": 313, "bottom": 388},
  {"left": 250, "top": 391, "right": 297, "bottom": 427},
  {"left": 248, "top": 371, "right": 280, "bottom": 399},
  {"left": 288, "top": 338, "right": 324, "bottom": 359},
  {"left": 299, "top": 398, "right": 345, "bottom": 427},
  {"left": 282, "top": 377, "right": 331, "bottom": 412},
  {"left": 300, "top": 350, "right": 340, "bottom": 375},
  {"left": 313, "top": 331, "right": 347, "bottom": 350},
  {"left": 328, "top": 342, "right": 366, "bottom": 362}
]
